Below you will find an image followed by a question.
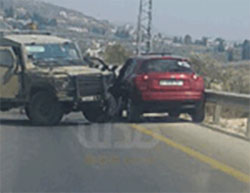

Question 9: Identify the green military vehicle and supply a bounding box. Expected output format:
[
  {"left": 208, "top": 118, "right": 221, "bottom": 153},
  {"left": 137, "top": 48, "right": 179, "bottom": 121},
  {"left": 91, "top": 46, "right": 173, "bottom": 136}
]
[{"left": 0, "top": 32, "right": 116, "bottom": 125}]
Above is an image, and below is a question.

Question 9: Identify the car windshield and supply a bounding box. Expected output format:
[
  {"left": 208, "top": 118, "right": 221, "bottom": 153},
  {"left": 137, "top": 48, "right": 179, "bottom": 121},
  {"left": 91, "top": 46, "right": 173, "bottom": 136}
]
[
  {"left": 140, "top": 59, "right": 193, "bottom": 73},
  {"left": 25, "top": 43, "right": 82, "bottom": 66}
]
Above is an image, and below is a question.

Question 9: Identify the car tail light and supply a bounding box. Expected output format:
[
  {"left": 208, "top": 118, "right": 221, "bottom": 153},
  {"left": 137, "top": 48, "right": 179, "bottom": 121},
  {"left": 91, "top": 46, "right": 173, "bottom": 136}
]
[
  {"left": 143, "top": 75, "right": 149, "bottom": 81},
  {"left": 191, "top": 74, "right": 204, "bottom": 91},
  {"left": 134, "top": 75, "right": 149, "bottom": 91},
  {"left": 192, "top": 74, "right": 198, "bottom": 80}
]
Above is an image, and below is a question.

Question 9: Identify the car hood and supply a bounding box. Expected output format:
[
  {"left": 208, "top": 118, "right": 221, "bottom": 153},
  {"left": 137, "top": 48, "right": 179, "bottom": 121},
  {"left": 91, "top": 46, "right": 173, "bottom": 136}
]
[
  {"left": 29, "top": 65, "right": 107, "bottom": 77},
  {"left": 50, "top": 66, "right": 103, "bottom": 76}
]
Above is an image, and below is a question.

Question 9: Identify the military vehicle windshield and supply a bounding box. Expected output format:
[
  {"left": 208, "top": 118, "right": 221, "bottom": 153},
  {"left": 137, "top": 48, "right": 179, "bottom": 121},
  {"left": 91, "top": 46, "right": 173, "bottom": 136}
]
[{"left": 25, "top": 43, "right": 82, "bottom": 66}]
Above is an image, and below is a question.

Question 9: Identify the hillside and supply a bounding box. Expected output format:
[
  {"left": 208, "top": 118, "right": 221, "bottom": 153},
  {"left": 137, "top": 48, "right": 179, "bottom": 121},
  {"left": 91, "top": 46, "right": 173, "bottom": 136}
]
[
  {"left": 0, "top": 0, "right": 116, "bottom": 37},
  {"left": 0, "top": 0, "right": 248, "bottom": 65}
]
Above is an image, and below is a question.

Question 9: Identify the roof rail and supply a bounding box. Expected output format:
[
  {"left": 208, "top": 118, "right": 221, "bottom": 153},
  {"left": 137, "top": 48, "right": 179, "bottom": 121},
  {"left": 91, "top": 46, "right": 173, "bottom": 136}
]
[
  {"left": 141, "top": 52, "right": 172, "bottom": 56},
  {"left": 0, "top": 30, "right": 52, "bottom": 37}
]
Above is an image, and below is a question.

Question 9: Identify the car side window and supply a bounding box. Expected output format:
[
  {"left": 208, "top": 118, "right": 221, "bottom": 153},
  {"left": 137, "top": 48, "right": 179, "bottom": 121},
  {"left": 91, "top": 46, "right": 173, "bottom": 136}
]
[
  {"left": 0, "top": 49, "right": 14, "bottom": 68},
  {"left": 123, "top": 59, "right": 137, "bottom": 79},
  {"left": 117, "top": 59, "right": 132, "bottom": 81}
]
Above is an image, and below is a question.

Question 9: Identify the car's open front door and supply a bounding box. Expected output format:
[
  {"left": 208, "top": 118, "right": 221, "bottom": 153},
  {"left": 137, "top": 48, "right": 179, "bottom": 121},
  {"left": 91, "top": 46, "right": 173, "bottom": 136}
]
[{"left": 0, "top": 47, "right": 19, "bottom": 99}]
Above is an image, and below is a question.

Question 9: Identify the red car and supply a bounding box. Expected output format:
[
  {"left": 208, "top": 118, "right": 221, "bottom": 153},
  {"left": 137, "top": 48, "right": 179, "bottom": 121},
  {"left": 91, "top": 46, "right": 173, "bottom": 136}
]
[{"left": 112, "top": 53, "right": 205, "bottom": 122}]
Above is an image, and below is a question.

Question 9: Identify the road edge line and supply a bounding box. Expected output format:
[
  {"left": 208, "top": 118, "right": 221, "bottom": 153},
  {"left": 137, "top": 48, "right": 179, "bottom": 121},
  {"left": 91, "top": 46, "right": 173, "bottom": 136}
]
[{"left": 130, "top": 124, "right": 250, "bottom": 184}]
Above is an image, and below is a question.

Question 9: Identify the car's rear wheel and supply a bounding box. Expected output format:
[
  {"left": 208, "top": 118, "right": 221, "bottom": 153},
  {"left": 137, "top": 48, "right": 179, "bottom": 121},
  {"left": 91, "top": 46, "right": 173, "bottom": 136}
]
[
  {"left": 28, "top": 91, "right": 63, "bottom": 126},
  {"left": 190, "top": 101, "right": 205, "bottom": 123},
  {"left": 126, "top": 99, "right": 141, "bottom": 123}
]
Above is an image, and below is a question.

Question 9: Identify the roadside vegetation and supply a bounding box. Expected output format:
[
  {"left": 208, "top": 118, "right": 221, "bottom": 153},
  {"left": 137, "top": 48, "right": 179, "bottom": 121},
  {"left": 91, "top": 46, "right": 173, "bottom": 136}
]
[
  {"left": 190, "top": 53, "right": 250, "bottom": 94},
  {"left": 102, "top": 43, "right": 132, "bottom": 65},
  {"left": 190, "top": 54, "right": 250, "bottom": 119}
]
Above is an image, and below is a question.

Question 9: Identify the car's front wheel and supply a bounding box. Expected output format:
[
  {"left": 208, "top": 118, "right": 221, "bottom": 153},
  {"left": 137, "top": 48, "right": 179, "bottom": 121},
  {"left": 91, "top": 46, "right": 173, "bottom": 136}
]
[
  {"left": 28, "top": 91, "right": 64, "bottom": 126},
  {"left": 82, "top": 94, "right": 118, "bottom": 123},
  {"left": 82, "top": 104, "right": 108, "bottom": 123}
]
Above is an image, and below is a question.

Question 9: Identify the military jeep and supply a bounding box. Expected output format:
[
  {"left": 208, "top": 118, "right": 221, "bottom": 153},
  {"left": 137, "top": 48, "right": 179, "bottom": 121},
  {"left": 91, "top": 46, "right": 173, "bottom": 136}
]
[{"left": 0, "top": 32, "right": 116, "bottom": 125}]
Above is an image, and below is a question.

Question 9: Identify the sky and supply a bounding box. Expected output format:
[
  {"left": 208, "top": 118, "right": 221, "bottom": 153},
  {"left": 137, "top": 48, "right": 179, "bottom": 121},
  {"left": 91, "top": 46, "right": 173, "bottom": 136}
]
[{"left": 43, "top": 0, "right": 250, "bottom": 41}]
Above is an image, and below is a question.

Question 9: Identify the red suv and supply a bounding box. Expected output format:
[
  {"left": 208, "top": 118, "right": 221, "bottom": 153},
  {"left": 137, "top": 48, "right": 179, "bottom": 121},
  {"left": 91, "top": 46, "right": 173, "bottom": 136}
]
[{"left": 112, "top": 54, "right": 205, "bottom": 122}]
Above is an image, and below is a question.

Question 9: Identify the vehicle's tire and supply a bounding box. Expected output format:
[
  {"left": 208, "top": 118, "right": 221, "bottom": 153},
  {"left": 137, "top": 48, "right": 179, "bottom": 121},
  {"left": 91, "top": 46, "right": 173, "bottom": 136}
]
[
  {"left": 126, "top": 98, "right": 141, "bottom": 123},
  {"left": 28, "top": 91, "right": 63, "bottom": 126},
  {"left": 191, "top": 101, "right": 205, "bottom": 123},
  {"left": 82, "top": 94, "right": 118, "bottom": 123},
  {"left": 82, "top": 105, "right": 107, "bottom": 123}
]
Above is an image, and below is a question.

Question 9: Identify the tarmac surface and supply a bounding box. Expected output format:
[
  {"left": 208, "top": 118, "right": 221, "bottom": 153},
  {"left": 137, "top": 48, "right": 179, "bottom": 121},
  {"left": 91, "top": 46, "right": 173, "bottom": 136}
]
[{"left": 0, "top": 110, "right": 250, "bottom": 192}]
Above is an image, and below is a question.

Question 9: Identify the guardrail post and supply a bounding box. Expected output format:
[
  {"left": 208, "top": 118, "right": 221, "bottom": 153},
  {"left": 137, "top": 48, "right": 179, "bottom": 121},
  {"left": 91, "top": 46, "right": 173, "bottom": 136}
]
[
  {"left": 247, "top": 113, "right": 250, "bottom": 138},
  {"left": 213, "top": 103, "right": 222, "bottom": 124}
]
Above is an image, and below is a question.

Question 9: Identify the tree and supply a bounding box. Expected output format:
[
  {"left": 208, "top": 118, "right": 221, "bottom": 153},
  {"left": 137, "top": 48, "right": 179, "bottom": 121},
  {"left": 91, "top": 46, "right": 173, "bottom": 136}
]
[
  {"left": 201, "top": 37, "right": 208, "bottom": 46},
  {"left": 190, "top": 54, "right": 222, "bottom": 89},
  {"left": 91, "top": 27, "right": 106, "bottom": 35},
  {"left": 32, "top": 13, "right": 47, "bottom": 25},
  {"left": 0, "top": 2, "right": 4, "bottom": 9},
  {"left": 103, "top": 44, "right": 132, "bottom": 65},
  {"left": 115, "top": 29, "right": 130, "bottom": 39},
  {"left": 173, "top": 36, "right": 179, "bottom": 43},
  {"left": 184, "top": 34, "right": 192, "bottom": 45},
  {"left": 4, "top": 6, "right": 15, "bottom": 18},
  {"left": 190, "top": 53, "right": 250, "bottom": 94},
  {"left": 216, "top": 38, "right": 225, "bottom": 52},
  {"left": 173, "top": 36, "right": 183, "bottom": 44},
  {"left": 218, "top": 41, "right": 225, "bottom": 52},
  {"left": 48, "top": 19, "right": 57, "bottom": 26},
  {"left": 227, "top": 49, "right": 234, "bottom": 62},
  {"left": 242, "top": 40, "right": 250, "bottom": 60}
]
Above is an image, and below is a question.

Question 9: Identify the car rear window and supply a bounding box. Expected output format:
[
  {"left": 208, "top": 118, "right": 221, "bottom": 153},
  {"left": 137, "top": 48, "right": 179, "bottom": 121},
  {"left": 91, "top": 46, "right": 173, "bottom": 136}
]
[{"left": 139, "top": 59, "right": 193, "bottom": 73}]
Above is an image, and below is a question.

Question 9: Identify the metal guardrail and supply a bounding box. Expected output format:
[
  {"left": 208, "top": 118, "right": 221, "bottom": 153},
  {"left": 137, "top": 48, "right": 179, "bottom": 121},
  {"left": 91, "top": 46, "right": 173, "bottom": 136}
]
[{"left": 205, "top": 89, "right": 250, "bottom": 138}]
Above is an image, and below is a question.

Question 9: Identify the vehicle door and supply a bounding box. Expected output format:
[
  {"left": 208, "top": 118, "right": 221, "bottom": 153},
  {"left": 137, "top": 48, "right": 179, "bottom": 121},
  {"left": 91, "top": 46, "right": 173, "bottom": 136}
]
[
  {"left": 0, "top": 47, "right": 19, "bottom": 99},
  {"left": 119, "top": 59, "right": 138, "bottom": 94}
]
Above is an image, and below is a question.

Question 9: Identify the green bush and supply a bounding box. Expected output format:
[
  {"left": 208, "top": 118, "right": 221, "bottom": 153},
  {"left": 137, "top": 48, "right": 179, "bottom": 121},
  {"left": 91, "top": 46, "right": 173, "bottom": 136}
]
[
  {"left": 103, "top": 44, "right": 132, "bottom": 65},
  {"left": 190, "top": 53, "right": 250, "bottom": 94},
  {"left": 190, "top": 54, "right": 250, "bottom": 118}
]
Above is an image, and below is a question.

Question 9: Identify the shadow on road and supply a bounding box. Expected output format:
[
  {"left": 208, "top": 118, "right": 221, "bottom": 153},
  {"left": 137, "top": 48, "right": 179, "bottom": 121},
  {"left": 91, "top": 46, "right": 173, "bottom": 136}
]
[
  {"left": 0, "top": 118, "right": 91, "bottom": 127},
  {"left": 0, "top": 119, "right": 32, "bottom": 127},
  {"left": 143, "top": 116, "right": 189, "bottom": 124},
  {"left": 0, "top": 116, "right": 189, "bottom": 127},
  {"left": 0, "top": 110, "right": 190, "bottom": 128},
  {"left": 110, "top": 116, "right": 190, "bottom": 124}
]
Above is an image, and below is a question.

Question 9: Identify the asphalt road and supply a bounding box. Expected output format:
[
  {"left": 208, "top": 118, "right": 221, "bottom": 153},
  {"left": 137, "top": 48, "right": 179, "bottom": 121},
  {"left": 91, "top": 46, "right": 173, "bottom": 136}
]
[{"left": 0, "top": 110, "right": 250, "bottom": 193}]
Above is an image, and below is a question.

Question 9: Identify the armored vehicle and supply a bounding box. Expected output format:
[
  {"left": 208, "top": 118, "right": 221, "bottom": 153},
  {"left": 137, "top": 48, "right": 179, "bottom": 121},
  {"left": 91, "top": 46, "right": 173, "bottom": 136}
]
[{"left": 0, "top": 32, "right": 115, "bottom": 125}]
